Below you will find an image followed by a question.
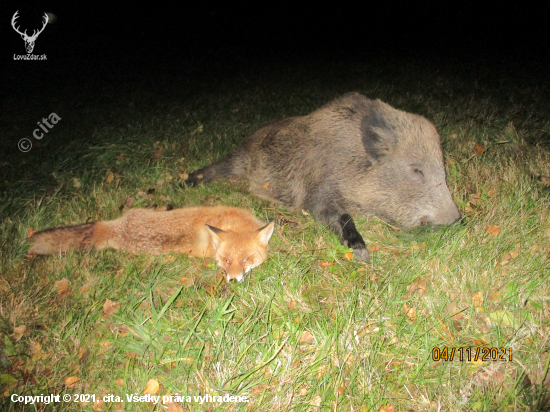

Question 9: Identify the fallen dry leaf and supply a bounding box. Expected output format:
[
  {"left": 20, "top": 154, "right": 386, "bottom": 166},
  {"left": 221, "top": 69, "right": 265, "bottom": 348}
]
[
  {"left": 452, "top": 320, "right": 463, "bottom": 332},
  {"left": 344, "top": 251, "right": 354, "bottom": 260},
  {"left": 205, "top": 285, "right": 218, "bottom": 296},
  {"left": 55, "top": 278, "right": 71, "bottom": 296},
  {"left": 486, "top": 225, "right": 500, "bottom": 236},
  {"left": 403, "top": 303, "right": 417, "bottom": 321},
  {"left": 474, "top": 144, "right": 485, "bottom": 154},
  {"left": 103, "top": 299, "right": 120, "bottom": 318},
  {"left": 152, "top": 144, "right": 164, "bottom": 159},
  {"left": 404, "top": 277, "right": 427, "bottom": 299},
  {"left": 472, "top": 292, "right": 484, "bottom": 309},
  {"left": 313, "top": 236, "right": 324, "bottom": 248},
  {"left": 469, "top": 192, "right": 481, "bottom": 206},
  {"left": 180, "top": 277, "right": 195, "bottom": 288},
  {"left": 309, "top": 395, "right": 322, "bottom": 407},
  {"left": 464, "top": 204, "right": 475, "bottom": 215},
  {"left": 13, "top": 325, "right": 26, "bottom": 342},
  {"left": 143, "top": 378, "right": 160, "bottom": 395},
  {"left": 105, "top": 171, "right": 114, "bottom": 184},
  {"left": 446, "top": 303, "right": 464, "bottom": 320},
  {"left": 27, "top": 228, "right": 36, "bottom": 238},
  {"left": 30, "top": 341, "right": 42, "bottom": 361},
  {"left": 263, "top": 182, "right": 270, "bottom": 188},
  {"left": 78, "top": 348, "right": 90, "bottom": 361},
  {"left": 436, "top": 316, "right": 454, "bottom": 341},
  {"left": 250, "top": 384, "right": 271, "bottom": 396},
  {"left": 289, "top": 300, "right": 297, "bottom": 309},
  {"left": 166, "top": 399, "right": 184, "bottom": 412},
  {"left": 299, "top": 331, "right": 315, "bottom": 344},
  {"left": 65, "top": 376, "right": 80, "bottom": 388},
  {"left": 380, "top": 404, "right": 395, "bottom": 412},
  {"left": 92, "top": 397, "right": 104, "bottom": 411},
  {"left": 472, "top": 368, "right": 506, "bottom": 388},
  {"left": 162, "top": 254, "right": 175, "bottom": 264},
  {"left": 499, "top": 250, "right": 519, "bottom": 266}
]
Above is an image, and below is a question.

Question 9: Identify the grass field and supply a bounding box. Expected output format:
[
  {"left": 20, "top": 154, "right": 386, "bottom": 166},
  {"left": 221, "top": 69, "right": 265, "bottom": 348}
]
[{"left": 1, "top": 55, "right": 550, "bottom": 411}]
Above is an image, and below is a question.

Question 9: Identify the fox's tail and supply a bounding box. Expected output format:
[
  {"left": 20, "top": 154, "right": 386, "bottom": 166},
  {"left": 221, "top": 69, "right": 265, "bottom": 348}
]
[{"left": 28, "top": 223, "right": 96, "bottom": 255}]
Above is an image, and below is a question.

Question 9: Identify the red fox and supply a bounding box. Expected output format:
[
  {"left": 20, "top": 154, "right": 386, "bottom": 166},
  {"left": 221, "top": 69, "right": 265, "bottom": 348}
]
[{"left": 28, "top": 206, "right": 275, "bottom": 282}]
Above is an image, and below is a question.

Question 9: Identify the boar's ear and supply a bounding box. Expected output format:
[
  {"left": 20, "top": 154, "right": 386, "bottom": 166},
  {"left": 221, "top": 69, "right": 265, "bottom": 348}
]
[{"left": 360, "top": 110, "right": 397, "bottom": 162}]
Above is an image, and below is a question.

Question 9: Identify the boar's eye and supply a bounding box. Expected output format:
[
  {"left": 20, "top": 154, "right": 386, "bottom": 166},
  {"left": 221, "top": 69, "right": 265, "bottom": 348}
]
[{"left": 410, "top": 165, "right": 424, "bottom": 177}]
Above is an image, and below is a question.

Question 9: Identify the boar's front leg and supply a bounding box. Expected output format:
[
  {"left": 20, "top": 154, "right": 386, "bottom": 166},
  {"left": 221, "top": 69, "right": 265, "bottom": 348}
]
[{"left": 315, "top": 204, "right": 369, "bottom": 262}]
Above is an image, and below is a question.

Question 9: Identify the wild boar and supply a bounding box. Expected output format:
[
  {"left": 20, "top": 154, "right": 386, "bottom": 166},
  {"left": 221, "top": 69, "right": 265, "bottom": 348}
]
[{"left": 184, "top": 92, "right": 461, "bottom": 260}]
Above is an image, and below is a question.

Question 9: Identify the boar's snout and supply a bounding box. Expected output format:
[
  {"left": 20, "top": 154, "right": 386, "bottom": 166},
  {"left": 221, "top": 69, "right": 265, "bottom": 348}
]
[
  {"left": 420, "top": 201, "right": 462, "bottom": 227},
  {"left": 420, "top": 210, "right": 462, "bottom": 226}
]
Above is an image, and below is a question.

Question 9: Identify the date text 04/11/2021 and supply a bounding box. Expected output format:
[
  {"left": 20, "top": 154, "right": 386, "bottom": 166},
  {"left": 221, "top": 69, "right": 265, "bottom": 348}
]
[{"left": 432, "top": 347, "right": 512, "bottom": 362}]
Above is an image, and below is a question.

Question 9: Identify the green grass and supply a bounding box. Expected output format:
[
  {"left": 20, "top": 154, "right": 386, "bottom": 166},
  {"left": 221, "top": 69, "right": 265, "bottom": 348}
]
[{"left": 1, "top": 57, "right": 550, "bottom": 411}]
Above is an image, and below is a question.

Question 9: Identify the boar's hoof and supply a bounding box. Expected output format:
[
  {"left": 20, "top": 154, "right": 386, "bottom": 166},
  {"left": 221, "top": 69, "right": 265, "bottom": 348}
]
[
  {"left": 185, "top": 172, "right": 203, "bottom": 187},
  {"left": 352, "top": 245, "right": 370, "bottom": 262},
  {"left": 174, "top": 172, "right": 202, "bottom": 190},
  {"left": 339, "top": 213, "right": 370, "bottom": 262}
]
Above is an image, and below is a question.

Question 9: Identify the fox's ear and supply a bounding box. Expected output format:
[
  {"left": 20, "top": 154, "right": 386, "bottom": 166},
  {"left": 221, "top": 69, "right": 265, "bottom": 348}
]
[
  {"left": 206, "top": 224, "right": 225, "bottom": 248},
  {"left": 257, "top": 222, "right": 275, "bottom": 245}
]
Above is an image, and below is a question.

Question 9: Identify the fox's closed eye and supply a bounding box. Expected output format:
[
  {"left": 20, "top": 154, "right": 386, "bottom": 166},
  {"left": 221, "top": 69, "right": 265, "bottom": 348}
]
[{"left": 241, "top": 257, "right": 249, "bottom": 263}]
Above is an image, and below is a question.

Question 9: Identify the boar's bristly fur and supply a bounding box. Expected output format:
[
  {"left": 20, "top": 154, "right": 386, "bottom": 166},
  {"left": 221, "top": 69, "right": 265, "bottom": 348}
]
[{"left": 185, "top": 93, "right": 461, "bottom": 261}]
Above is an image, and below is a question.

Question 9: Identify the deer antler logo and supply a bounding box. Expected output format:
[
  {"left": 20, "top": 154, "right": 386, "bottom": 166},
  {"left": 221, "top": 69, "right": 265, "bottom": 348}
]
[{"left": 11, "top": 11, "right": 49, "bottom": 54}]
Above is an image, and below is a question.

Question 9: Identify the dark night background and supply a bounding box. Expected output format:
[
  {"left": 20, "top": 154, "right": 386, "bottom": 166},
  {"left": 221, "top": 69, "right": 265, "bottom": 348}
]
[
  {"left": 1, "top": 0, "right": 549, "bottom": 158},
  {"left": 3, "top": 1, "right": 549, "bottom": 87}
]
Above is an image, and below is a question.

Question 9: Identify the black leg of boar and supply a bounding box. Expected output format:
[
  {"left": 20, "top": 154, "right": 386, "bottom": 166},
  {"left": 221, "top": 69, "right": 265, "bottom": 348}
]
[
  {"left": 320, "top": 207, "right": 369, "bottom": 261},
  {"left": 303, "top": 185, "right": 369, "bottom": 260},
  {"left": 183, "top": 93, "right": 461, "bottom": 261}
]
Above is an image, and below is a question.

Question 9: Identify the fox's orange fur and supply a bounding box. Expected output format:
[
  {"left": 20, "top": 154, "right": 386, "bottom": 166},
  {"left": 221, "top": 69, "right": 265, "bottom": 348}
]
[{"left": 28, "top": 206, "right": 275, "bottom": 282}]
